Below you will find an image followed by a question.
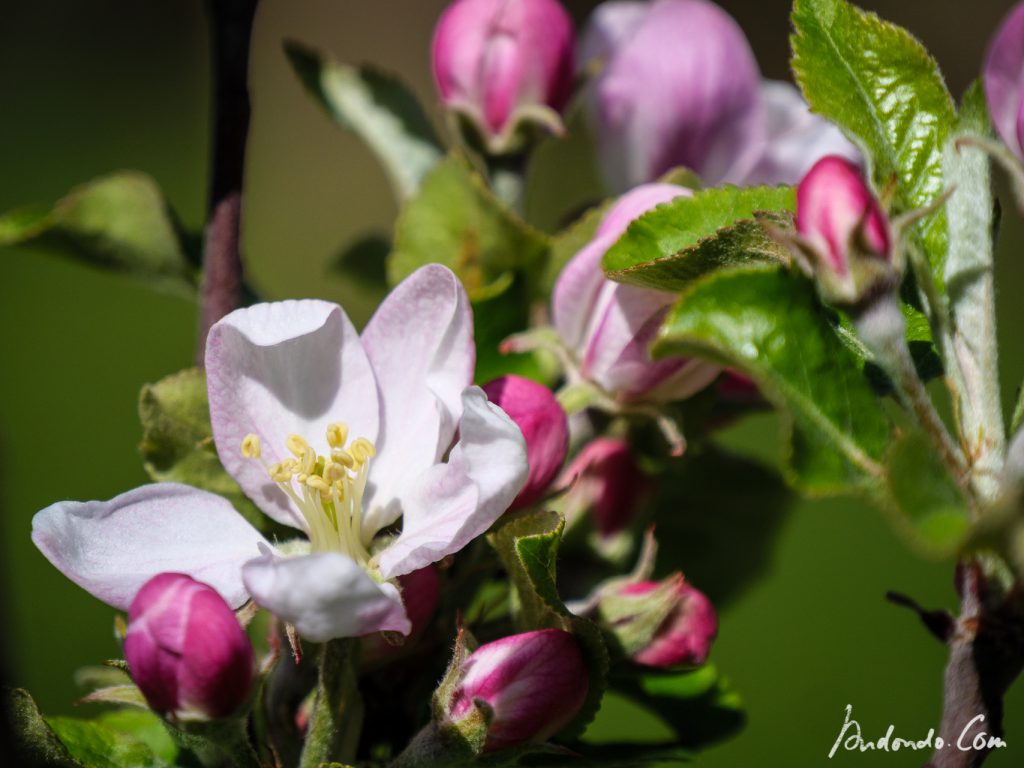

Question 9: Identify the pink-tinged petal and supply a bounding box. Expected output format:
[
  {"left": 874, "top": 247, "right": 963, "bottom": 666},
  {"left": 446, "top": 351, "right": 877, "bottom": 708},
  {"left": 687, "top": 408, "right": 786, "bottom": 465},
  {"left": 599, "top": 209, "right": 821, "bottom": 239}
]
[
  {"left": 578, "top": 1, "right": 648, "bottom": 69},
  {"left": 360, "top": 265, "right": 474, "bottom": 535},
  {"left": 796, "top": 155, "right": 891, "bottom": 275},
  {"left": 587, "top": 0, "right": 763, "bottom": 191},
  {"left": 985, "top": 2, "right": 1024, "bottom": 159},
  {"left": 242, "top": 551, "right": 410, "bottom": 642},
  {"left": 449, "top": 629, "right": 588, "bottom": 751},
  {"left": 377, "top": 387, "right": 527, "bottom": 579},
  {"left": 482, "top": 375, "right": 568, "bottom": 507},
  {"left": 206, "top": 300, "right": 379, "bottom": 530},
  {"left": 742, "top": 81, "right": 861, "bottom": 186},
  {"left": 31, "top": 483, "right": 267, "bottom": 611},
  {"left": 553, "top": 183, "right": 689, "bottom": 354}
]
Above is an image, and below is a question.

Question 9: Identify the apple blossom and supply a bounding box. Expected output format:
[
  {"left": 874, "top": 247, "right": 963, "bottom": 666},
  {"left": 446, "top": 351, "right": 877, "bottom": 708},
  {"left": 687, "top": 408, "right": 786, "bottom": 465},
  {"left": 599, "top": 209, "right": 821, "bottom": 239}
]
[
  {"left": 552, "top": 183, "right": 719, "bottom": 405},
  {"left": 482, "top": 375, "right": 568, "bottom": 508},
  {"left": 431, "top": 0, "right": 575, "bottom": 154},
  {"left": 447, "top": 629, "right": 588, "bottom": 751},
  {"left": 32, "top": 265, "right": 528, "bottom": 642},
  {"left": 124, "top": 573, "right": 254, "bottom": 720},
  {"left": 795, "top": 155, "right": 895, "bottom": 307},
  {"left": 984, "top": 1, "right": 1024, "bottom": 161}
]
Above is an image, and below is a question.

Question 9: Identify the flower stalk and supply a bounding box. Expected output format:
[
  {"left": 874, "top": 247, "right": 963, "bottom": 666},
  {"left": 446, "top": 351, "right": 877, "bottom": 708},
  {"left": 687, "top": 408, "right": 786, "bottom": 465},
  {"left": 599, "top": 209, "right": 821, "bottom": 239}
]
[{"left": 299, "top": 639, "right": 363, "bottom": 768}]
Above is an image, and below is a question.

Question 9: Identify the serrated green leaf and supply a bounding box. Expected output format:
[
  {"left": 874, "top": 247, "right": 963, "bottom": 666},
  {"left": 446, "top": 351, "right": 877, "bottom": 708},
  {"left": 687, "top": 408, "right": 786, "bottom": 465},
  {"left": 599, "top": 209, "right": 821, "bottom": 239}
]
[
  {"left": 388, "top": 155, "right": 550, "bottom": 300},
  {"left": 602, "top": 185, "right": 795, "bottom": 290},
  {"left": 883, "top": 430, "right": 971, "bottom": 556},
  {"left": 46, "top": 717, "right": 163, "bottom": 768},
  {"left": 285, "top": 41, "right": 443, "bottom": 200},
  {"left": 0, "top": 172, "right": 197, "bottom": 295},
  {"left": 488, "top": 511, "right": 609, "bottom": 740},
  {"left": 791, "top": 0, "right": 955, "bottom": 276},
  {"left": 6, "top": 687, "right": 84, "bottom": 768},
  {"left": 655, "top": 268, "right": 891, "bottom": 494},
  {"left": 138, "top": 368, "right": 289, "bottom": 538}
]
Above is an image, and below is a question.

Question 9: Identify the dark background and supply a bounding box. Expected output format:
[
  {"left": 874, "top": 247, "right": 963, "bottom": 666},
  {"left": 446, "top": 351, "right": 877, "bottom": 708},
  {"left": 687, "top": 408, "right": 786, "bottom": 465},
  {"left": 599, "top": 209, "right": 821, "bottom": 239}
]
[{"left": 1, "top": 1, "right": 1023, "bottom": 765}]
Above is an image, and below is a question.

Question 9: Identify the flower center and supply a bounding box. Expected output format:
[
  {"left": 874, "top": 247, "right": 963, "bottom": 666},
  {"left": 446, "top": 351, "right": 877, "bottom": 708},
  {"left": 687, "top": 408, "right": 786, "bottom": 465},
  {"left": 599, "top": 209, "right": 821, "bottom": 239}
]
[{"left": 241, "top": 424, "right": 376, "bottom": 563}]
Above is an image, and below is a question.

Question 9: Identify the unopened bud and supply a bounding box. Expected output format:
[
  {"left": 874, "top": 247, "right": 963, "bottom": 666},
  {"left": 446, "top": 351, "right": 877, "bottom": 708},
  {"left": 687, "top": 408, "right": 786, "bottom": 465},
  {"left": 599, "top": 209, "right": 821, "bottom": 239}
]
[
  {"left": 447, "top": 629, "right": 588, "bottom": 751},
  {"left": 124, "top": 573, "right": 254, "bottom": 720},
  {"left": 431, "top": 0, "right": 575, "bottom": 154},
  {"left": 597, "top": 575, "right": 717, "bottom": 668},
  {"left": 556, "top": 437, "right": 650, "bottom": 537},
  {"left": 483, "top": 375, "right": 568, "bottom": 508},
  {"left": 795, "top": 155, "right": 896, "bottom": 307}
]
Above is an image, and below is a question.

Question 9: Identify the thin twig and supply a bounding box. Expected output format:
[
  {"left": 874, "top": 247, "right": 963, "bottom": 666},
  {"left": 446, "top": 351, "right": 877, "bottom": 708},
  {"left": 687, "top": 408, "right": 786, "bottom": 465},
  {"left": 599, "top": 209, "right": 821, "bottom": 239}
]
[{"left": 196, "top": 0, "right": 259, "bottom": 364}]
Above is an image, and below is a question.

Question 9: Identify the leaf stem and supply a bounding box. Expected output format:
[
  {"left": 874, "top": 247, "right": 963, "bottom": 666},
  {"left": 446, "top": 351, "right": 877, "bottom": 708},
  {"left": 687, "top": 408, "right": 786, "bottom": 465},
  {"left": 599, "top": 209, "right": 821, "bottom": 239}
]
[
  {"left": 299, "top": 639, "right": 363, "bottom": 768},
  {"left": 196, "top": 0, "right": 259, "bottom": 364}
]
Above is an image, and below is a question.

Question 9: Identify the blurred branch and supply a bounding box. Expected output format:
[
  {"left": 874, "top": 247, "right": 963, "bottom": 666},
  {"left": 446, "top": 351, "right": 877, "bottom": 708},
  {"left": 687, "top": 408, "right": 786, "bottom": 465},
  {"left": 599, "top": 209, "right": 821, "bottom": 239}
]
[{"left": 196, "top": 0, "right": 258, "bottom": 364}]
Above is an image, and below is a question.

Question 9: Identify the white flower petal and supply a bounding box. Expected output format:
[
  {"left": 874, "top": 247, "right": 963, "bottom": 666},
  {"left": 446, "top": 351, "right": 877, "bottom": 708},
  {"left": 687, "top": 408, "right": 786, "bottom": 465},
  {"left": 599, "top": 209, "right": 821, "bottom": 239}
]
[
  {"left": 359, "top": 265, "right": 474, "bottom": 534},
  {"left": 378, "top": 387, "right": 527, "bottom": 579},
  {"left": 31, "top": 483, "right": 267, "bottom": 610},
  {"left": 242, "top": 551, "right": 410, "bottom": 641},
  {"left": 206, "top": 300, "right": 380, "bottom": 529}
]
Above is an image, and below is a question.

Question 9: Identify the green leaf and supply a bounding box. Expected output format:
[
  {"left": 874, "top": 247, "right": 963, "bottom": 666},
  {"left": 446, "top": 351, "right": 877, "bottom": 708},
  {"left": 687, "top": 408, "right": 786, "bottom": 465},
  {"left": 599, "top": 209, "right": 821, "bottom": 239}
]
[
  {"left": 883, "top": 430, "right": 971, "bottom": 556},
  {"left": 541, "top": 201, "right": 610, "bottom": 298},
  {"left": 655, "top": 267, "right": 891, "bottom": 494},
  {"left": 91, "top": 710, "right": 178, "bottom": 766},
  {"left": 388, "top": 155, "right": 550, "bottom": 300},
  {"left": 6, "top": 687, "right": 84, "bottom": 767},
  {"left": 488, "top": 511, "right": 609, "bottom": 740},
  {"left": 0, "top": 172, "right": 197, "bottom": 295},
  {"left": 285, "top": 41, "right": 443, "bottom": 201},
  {"left": 609, "top": 665, "right": 745, "bottom": 751},
  {"left": 138, "top": 368, "right": 289, "bottom": 538},
  {"left": 46, "top": 717, "right": 163, "bottom": 768},
  {"left": 602, "top": 185, "right": 795, "bottom": 290},
  {"left": 472, "top": 277, "right": 545, "bottom": 384},
  {"left": 791, "top": 0, "right": 955, "bottom": 275}
]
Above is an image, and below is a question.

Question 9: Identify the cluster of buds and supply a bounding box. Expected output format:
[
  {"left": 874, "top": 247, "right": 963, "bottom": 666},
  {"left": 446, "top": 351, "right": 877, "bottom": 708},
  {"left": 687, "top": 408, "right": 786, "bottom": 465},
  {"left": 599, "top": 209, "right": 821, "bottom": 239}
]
[
  {"left": 124, "top": 573, "right": 254, "bottom": 721},
  {"left": 431, "top": 0, "right": 575, "bottom": 154}
]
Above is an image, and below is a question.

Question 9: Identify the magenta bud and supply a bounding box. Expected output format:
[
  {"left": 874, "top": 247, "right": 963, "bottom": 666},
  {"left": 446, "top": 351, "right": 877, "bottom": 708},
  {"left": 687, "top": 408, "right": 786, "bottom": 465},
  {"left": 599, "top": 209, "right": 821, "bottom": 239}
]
[
  {"left": 985, "top": 2, "right": 1024, "bottom": 160},
  {"left": 795, "top": 155, "right": 896, "bottom": 306},
  {"left": 483, "top": 375, "right": 568, "bottom": 508},
  {"left": 431, "top": 0, "right": 575, "bottom": 154},
  {"left": 599, "top": 575, "right": 717, "bottom": 668},
  {"left": 362, "top": 566, "right": 441, "bottom": 665},
  {"left": 124, "top": 573, "right": 254, "bottom": 720},
  {"left": 583, "top": 0, "right": 762, "bottom": 191},
  {"left": 557, "top": 437, "right": 649, "bottom": 537},
  {"left": 449, "top": 629, "right": 588, "bottom": 751}
]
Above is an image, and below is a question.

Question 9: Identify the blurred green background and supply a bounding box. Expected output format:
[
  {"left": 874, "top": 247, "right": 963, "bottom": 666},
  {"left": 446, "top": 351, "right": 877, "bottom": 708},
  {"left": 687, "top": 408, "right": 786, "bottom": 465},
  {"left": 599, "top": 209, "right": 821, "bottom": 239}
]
[{"left": 2, "top": 0, "right": 1023, "bottom": 765}]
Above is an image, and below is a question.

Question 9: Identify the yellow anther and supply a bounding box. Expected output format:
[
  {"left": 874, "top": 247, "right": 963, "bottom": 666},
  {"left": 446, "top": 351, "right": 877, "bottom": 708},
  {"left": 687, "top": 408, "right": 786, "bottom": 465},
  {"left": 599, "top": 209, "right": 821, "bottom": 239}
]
[
  {"left": 241, "top": 434, "right": 261, "bottom": 459},
  {"left": 324, "top": 462, "right": 347, "bottom": 484},
  {"left": 268, "top": 462, "right": 294, "bottom": 483},
  {"left": 300, "top": 448, "right": 316, "bottom": 475},
  {"left": 333, "top": 479, "right": 347, "bottom": 498},
  {"left": 331, "top": 448, "right": 355, "bottom": 468},
  {"left": 350, "top": 438, "right": 376, "bottom": 463},
  {"left": 306, "top": 475, "right": 331, "bottom": 494},
  {"left": 287, "top": 434, "right": 311, "bottom": 459},
  {"left": 326, "top": 422, "right": 349, "bottom": 449}
]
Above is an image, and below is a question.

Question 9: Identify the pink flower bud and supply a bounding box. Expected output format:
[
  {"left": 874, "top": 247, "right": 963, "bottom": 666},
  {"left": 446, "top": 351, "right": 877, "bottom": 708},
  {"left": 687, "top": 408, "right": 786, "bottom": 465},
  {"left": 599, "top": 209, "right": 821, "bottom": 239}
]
[
  {"left": 483, "top": 376, "right": 568, "bottom": 508},
  {"left": 557, "top": 437, "right": 649, "bottom": 537},
  {"left": 985, "top": 1, "right": 1024, "bottom": 160},
  {"left": 583, "top": 0, "right": 762, "bottom": 191},
  {"left": 796, "top": 156, "right": 895, "bottom": 306},
  {"left": 552, "top": 183, "right": 720, "bottom": 403},
  {"left": 431, "top": 0, "right": 575, "bottom": 153},
  {"left": 449, "top": 629, "right": 588, "bottom": 751},
  {"left": 124, "top": 573, "right": 254, "bottom": 720},
  {"left": 362, "top": 565, "right": 442, "bottom": 665},
  {"left": 600, "top": 575, "right": 717, "bottom": 668}
]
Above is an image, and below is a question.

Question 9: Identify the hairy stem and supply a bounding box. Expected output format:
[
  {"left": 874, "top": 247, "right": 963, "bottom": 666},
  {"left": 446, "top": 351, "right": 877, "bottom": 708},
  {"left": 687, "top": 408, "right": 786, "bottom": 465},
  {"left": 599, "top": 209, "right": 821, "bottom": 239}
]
[
  {"left": 299, "top": 640, "right": 363, "bottom": 768},
  {"left": 196, "top": 0, "right": 259, "bottom": 364}
]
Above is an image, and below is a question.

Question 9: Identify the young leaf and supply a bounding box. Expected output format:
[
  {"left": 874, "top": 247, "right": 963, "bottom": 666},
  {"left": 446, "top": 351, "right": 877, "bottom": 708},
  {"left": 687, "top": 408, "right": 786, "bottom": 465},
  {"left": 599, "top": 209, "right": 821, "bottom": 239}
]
[
  {"left": 285, "top": 41, "right": 443, "bottom": 201},
  {"left": 487, "top": 510, "right": 609, "bottom": 740},
  {"left": 138, "top": 368, "right": 290, "bottom": 538},
  {"left": 883, "top": 430, "right": 971, "bottom": 556},
  {"left": 47, "top": 717, "right": 163, "bottom": 768},
  {"left": 602, "top": 185, "right": 795, "bottom": 290},
  {"left": 0, "top": 172, "right": 197, "bottom": 295},
  {"left": 6, "top": 687, "right": 84, "bottom": 768},
  {"left": 388, "top": 154, "right": 550, "bottom": 299},
  {"left": 655, "top": 267, "right": 891, "bottom": 494},
  {"left": 791, "top": 0, "right": 955, "bottom": 275}
]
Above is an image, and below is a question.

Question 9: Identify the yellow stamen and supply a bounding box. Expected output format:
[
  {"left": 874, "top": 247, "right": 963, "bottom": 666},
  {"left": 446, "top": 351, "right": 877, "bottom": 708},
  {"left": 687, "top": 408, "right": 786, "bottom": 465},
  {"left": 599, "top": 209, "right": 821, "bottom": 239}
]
[
  {"left": 241, "top": 434, "right": 261, "bottom": 459},
  {"left": 287, "top": 434, "right": 310, "bottom": 459},
  {"left": 326, "top": 422, "right": 349, "bottom": 449}
]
